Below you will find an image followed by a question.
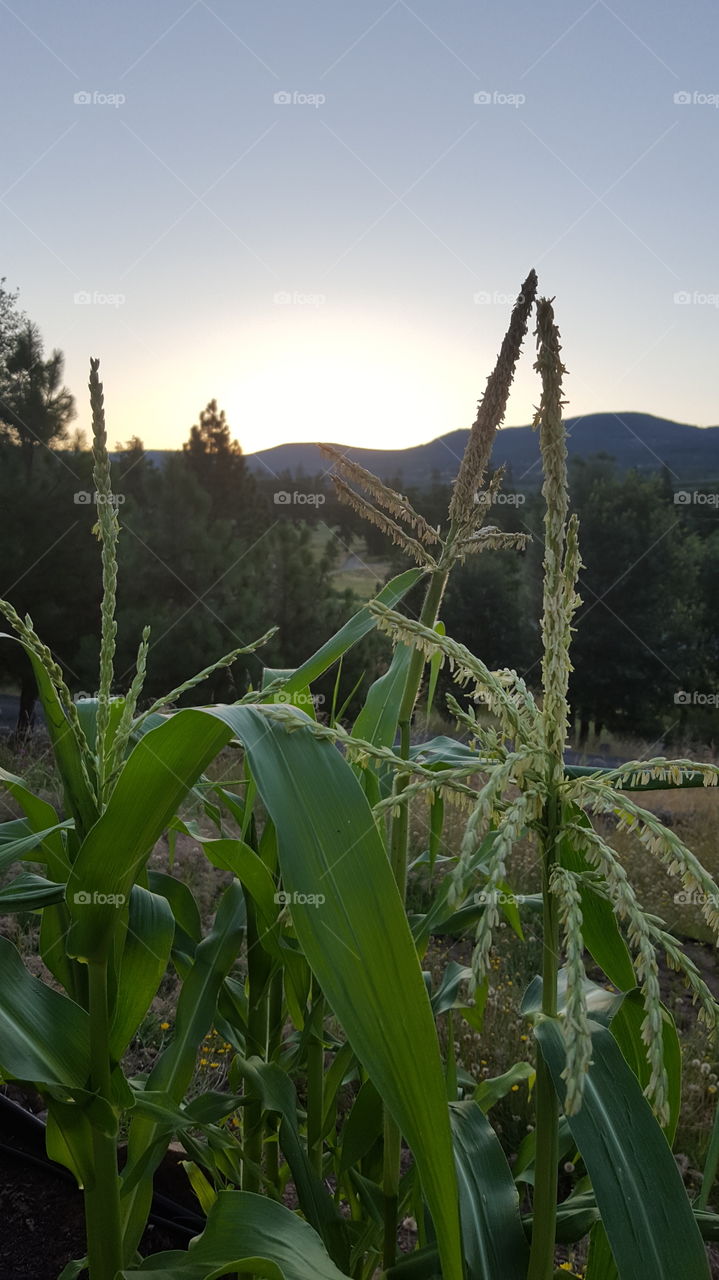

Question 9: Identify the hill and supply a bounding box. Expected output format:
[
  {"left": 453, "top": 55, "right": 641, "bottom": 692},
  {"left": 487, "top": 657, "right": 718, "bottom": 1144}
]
[
  {"left": 243, "top": 413, "right": 719, "bottom": 488},
  {"left": 129, "top": 413, "right": 719, "bottom": 490}
]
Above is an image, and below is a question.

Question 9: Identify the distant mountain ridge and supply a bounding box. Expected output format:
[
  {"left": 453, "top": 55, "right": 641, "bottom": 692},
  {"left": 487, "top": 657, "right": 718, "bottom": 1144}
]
[{"left": 132, "top": 413, "right": 719, "bottom": 489}]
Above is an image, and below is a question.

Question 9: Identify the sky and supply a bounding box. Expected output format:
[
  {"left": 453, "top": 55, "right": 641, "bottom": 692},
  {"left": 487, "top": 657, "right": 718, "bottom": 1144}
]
[{"left": 1, "top": 0, "right": 718, "bottom": 455}]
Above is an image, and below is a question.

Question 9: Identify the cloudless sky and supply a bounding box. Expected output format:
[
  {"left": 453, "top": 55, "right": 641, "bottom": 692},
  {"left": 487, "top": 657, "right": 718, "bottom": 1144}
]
[{"left": 1, "top": 0, "right": 718, "bottom": 453}]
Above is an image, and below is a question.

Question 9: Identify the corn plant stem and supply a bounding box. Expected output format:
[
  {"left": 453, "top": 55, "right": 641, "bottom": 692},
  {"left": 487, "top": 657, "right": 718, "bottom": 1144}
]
[
  {"left": 383, "top": 564, "right": 449, "bottom": 1269},
  {"left": 85, "top": 959, "right": 123, "bottom": 1280},
  {"left": 307, "top": 980, "right": 325, "bottom": 1176},
  {"left": 265, "top": 970, "right": 284, "bottom": 1193},
  {"left": 698, "top": 1095, "right": 719, "bottom": 1209},
  {"left": 527, "top": 792, "right": 561, "bottom": 1280},
  {"left": 243, "top": 897, "right": 269, "bottom": 1192}
]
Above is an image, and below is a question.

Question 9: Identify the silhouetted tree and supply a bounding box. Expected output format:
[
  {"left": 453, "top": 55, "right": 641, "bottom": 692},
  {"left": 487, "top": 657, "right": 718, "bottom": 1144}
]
[{"left": 0, "top": 323, "right": 75, "bottom": 475}]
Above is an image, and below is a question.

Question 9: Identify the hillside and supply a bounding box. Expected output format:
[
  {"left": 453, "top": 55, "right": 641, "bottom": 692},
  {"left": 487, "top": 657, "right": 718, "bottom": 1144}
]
[
  {"left": 242, "top": 413, "right": 719, "bottom": 488},
  {"left": 129, "top": 413, "right": 719, "bottom": 489}
]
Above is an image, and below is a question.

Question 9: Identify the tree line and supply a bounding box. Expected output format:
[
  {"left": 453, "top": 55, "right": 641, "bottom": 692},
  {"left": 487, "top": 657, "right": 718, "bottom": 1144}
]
[{"left": 1, "top": 279, "right": 716, "bottom": 747}]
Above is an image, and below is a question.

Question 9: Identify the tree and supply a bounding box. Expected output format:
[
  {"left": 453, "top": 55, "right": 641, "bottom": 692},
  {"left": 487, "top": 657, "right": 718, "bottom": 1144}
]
[
  {"left": 0, "top": 323, "right": 75, "bottom": 475},
  {"left": 182, "top": 399, "right": 261, "bottom": 531},
  {"left": 568, "top": 460, "right": 704, "bottom": 742},
  {"left": 0, "top": 276, "right": 26, "bottom": 366}
]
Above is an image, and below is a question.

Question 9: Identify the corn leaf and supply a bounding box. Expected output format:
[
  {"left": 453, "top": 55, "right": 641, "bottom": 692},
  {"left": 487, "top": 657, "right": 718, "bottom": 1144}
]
[
  {"left": 109, "top": 886, "right": 175, "bottom": 1063},
  {"left": 450, "top": 1099, "right": 530, "bottom": 1280},
  {"left": 282, "top": 567, "right": 424, "bottom": 693},
  {"left": 120, "top": 1189, "right": 349, "bottom": 1279},
  {"left": 535, "top": 1016, "right": 709, "bottom": 1279}
]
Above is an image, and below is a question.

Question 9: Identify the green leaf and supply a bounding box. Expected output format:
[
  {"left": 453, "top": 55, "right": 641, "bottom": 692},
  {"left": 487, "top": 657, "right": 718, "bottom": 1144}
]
[
  {"left": 449, "top": 1100, "right": 530, "bottom": 1280},
  {"left": 46, "top": 1097, "right": 96, "bottom": 1190},
  {"left": 535, "top": 1017, "right": 709, "bottom": 1279},
  {"left": 148, "top": 871, "right": 202, "bottom": 955},
  {"left": 0, "top": 935, "right": 89, "bottom": 1090},
  {"left": 12, "top": 640, "right": 97, "bottom": 837},
  {"left": 282, "top": 568, "right": 425, "bottom": 694},
  {"left": 609, "top": 989, "right": 682, "bottom": 1144},
  {"left": 121, "top": 882, "right": 245, "bottom": 1258},
  {"left": 121, "top": 1190, "right": 350, "bottom": 1279},
  {"left": 473, "top": 1061, "right": 534, "bottom": 1112},
  {"left": 109, "top": 886, "right": 175, "bottom": 1063},
  {"left": 551, "top": 1188, "right": 600, "bottom": 1242},
  {"left": 0, "top": 767, "right": 66, "bottom": 873},
  {"left": 232, "top": 706, "right": 464, "bottom": 1280},
  {"left": 0, "top": 821, "right": 73, "bottom": 875},
  {"left": 352, "top": 639, "right": 413, "bottom": 749},
  {"left": 232, "top": 1056, "right": 349, "bottom": 1267},
  {"left": 181, "top": 1161, "right": 217, "bottom": 1215},
  {"left": 408, "top": 737, "right": 480, "bottom": 770},
  {"left": 67, "top": 711, "right": 237, "bottom": 961},
  {"left": 0, "top": 871, "right": 66, "bottom": 909},
  {"left": 428, "top": 962, "right": 473, "bottom": 1017},
  {"left": 339, "top": 1078, "right": 383, "bottom": 1173},
  {"left": 586, "top": 1221, "right": 619, "bottom": 1280}
]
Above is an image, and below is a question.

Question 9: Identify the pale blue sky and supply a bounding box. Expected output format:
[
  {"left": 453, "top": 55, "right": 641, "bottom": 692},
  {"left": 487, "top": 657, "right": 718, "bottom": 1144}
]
[{"left": 1, "top": 0, "right": 718, "bottom": 452}]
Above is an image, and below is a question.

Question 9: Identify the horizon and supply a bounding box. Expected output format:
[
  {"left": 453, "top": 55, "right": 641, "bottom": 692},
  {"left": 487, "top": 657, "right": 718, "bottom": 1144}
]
[{"left": 100, "top": 409, "right": 719, "bottom": 460}]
